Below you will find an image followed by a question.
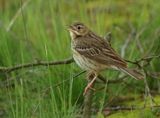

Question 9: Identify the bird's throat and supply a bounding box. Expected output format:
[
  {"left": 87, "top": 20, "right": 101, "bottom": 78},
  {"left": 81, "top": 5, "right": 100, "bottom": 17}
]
[
  {"left": 69, "top": 31, "right": 76, "bottom": 40},
  {"left": 69, "top": 31, "right": 82, "bottom": 39}
]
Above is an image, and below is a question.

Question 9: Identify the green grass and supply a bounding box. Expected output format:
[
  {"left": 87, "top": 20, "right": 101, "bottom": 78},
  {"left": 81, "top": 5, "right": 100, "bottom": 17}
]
[{"left": 0, "top": 0, "right": 160, "bottom": 117}]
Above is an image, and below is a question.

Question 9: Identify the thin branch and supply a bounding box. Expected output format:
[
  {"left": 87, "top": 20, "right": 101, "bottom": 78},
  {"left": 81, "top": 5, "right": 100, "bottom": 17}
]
[
  {"left": 0, "top": 50, "right": 159, "bottom": 74},
  {"left": 102, "top": 105, "right": 160, "bottom": 112},
  {"left": 147, "top": 71, "right": 160, "bottom": 79},
  {"left": 0, "top": 57, "right": 74, "bottom": 73},
  {"left": 78, "top": 105, "right": 160, "bottom": 117},
  {"left": 125, "top": 55, "right": 160, "bottom": 68},
  {"left": 125, "top": 55, "right": 160, "bottom": 110}
]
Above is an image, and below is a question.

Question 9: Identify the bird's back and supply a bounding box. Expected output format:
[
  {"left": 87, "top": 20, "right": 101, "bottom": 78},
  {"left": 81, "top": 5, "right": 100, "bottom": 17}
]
[{"left": 72, "top": 32, "right": 127, "bottom": 69}]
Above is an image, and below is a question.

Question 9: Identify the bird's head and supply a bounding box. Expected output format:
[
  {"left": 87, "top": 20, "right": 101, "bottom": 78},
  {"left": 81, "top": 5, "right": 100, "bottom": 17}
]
[{"left": 68, "top": 22, "right": 89, "bottom": 39}]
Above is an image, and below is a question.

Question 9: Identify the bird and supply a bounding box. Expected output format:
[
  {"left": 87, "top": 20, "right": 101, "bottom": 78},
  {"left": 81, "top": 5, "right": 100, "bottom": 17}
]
[{"left": 68, "top": 22, "right": 144, "bottom": 95}]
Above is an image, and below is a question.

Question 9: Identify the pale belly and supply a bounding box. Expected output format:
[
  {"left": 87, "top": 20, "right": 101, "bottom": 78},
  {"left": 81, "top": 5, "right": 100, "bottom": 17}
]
[{"left": 73, "top": 50, "right": 107, "bottom": 71}]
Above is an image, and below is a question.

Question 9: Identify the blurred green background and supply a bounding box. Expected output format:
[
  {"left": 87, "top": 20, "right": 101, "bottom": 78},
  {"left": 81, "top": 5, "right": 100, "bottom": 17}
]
[{"left": 0, "top": 0, "right": 160, "bottom": 117}]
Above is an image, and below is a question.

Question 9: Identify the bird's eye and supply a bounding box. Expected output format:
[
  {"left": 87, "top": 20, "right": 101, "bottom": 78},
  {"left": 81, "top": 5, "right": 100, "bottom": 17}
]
[{"left": 77, "top": 26, "right": 81, "bottom": 30}]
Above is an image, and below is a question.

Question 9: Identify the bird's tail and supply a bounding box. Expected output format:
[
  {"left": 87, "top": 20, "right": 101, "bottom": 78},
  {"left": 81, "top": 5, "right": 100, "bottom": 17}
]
[{"left": 119, "top": 67, "right": 144, "bottom": 80}]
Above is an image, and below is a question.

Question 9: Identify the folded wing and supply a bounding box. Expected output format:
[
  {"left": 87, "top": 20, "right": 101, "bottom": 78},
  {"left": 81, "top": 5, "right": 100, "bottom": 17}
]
[{"left": 73, "top": 36, "right": 127, "bottom": 68}]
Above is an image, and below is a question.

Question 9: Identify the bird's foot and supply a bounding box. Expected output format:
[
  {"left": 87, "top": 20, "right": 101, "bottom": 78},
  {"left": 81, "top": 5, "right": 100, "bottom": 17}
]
[{"left": 83, "top": 82, "right": 95, "bottom": 96}]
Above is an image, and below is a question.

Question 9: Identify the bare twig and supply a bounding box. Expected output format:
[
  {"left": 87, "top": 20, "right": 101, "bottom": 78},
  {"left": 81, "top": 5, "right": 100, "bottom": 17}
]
[
  {"left": 125, "top": 55, "right": 160, "bottom": 68},
  {"left": 0, "top": 57, "right": 74, "bottom": 73},
  {"left": 147, "top": 71, "right": 160, "bottom": 79},
  {"left": 125, "top": 55, "right": 160, "bottom": 109},
  {"left": 102, "top": 105, "right": 160, "bottom": 112}
]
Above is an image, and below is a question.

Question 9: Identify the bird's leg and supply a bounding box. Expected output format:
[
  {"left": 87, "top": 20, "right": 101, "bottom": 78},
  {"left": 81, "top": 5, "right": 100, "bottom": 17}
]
[{"left": 83, "top": 73, "right": 97, "bottom": 95}]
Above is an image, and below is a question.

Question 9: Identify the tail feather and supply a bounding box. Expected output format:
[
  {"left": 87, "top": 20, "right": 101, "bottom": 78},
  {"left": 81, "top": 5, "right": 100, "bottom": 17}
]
[{"left": 120, "top": 67, "right": 144, "bottom": 80}]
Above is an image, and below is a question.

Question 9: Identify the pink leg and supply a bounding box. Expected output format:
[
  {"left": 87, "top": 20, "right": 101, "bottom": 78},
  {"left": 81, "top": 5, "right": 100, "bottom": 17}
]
[{"left": 83, "top": 74, "right": 97, "bottom": 95}]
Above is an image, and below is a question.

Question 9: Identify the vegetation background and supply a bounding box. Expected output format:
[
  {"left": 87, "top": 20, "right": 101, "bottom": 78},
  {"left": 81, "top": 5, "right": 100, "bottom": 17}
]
[{"left": 0, "top": 0, "right": 160, "bottom": 117}]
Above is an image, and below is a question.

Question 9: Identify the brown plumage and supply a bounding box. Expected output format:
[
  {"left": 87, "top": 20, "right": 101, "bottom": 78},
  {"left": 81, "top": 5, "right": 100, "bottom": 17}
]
[{"left": 68, "top": 22, "right": 144, "bottom": 95}]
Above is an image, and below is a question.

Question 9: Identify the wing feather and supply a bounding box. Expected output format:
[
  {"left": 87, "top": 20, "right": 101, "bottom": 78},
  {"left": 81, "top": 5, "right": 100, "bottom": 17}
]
[{"left": 73, "top": 35, "right": 127, "bottom": 68}]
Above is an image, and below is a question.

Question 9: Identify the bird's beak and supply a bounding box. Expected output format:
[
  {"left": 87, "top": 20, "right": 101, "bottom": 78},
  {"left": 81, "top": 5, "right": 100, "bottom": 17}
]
[
  {"left": 67, "top": 25, "right": 73, "bottom": 31},
  {"left": 67, "top": 25, "right": 76, "bottom": 34}
]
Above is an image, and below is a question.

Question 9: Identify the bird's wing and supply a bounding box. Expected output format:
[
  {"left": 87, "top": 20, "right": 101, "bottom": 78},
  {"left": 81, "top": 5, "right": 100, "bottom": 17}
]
[{"left": 73, "top": 36, "right": 127, "bottom": 68}]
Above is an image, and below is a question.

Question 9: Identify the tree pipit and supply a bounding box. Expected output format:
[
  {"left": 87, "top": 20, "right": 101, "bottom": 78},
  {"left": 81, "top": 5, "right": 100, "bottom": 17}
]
[{"left": 68, "top": 22, "right": 144, "bottom": 95}]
